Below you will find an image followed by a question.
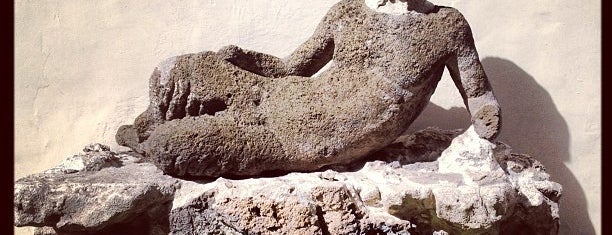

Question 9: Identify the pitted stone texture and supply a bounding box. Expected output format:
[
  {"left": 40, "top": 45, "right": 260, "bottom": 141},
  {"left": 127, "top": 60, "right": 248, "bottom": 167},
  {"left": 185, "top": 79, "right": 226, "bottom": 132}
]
[
  {"left": 17, "top": 128, "right": 560, "bottom": 234},
  {"left": 438, "top": 126, "right": 507, "bottom": 185},
  {"left": 170, "top": 177, "right": 421, "bottom": 235},
  {"left": 116, "top": 0, "right": 501, "bottom": 177},
  {"left": 364, "top": 0, "right": 436, "bottom": 15},
  {"left": 14, "top": 147, "right": 178, "bottom": 234},
  {"left": 44, "top": 144, "right": 120, "bottom": 174},
  {"left": 33, "top": 227, "right": 56, "bottom": 235},
  {"left": 168, "top": 127, "right": 559, "bottom": 234}
]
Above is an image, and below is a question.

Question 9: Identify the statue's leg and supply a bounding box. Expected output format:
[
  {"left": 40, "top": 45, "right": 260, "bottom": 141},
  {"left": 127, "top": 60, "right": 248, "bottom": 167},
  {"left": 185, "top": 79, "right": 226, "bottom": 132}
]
[
  {"left": 141, "top": 115, "right": 288, "bottom": 177},
  {"left": 117, "top": 51, "right": 371, "bottom": 176},
  {"left": 117, "top": 51, "right": 267, "bottom": 152}
]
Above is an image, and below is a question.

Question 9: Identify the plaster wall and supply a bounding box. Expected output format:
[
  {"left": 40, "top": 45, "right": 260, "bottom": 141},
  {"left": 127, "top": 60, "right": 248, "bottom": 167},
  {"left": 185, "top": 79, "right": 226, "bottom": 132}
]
[{"left": 14, "top": 0, "right": 600, "bottom": 234}]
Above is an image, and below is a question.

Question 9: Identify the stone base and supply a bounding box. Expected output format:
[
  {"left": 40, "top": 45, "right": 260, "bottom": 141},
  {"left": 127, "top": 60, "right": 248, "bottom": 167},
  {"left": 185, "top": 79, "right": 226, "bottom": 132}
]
[{"left": 14, "top": 128, "right": 561, "bottom": 235}]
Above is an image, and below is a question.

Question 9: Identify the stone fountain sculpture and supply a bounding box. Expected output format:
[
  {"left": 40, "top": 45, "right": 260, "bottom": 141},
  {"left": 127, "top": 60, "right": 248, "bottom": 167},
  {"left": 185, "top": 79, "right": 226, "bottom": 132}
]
[{"left": 15, "top": 1, "right": 561, "bottom": 234}]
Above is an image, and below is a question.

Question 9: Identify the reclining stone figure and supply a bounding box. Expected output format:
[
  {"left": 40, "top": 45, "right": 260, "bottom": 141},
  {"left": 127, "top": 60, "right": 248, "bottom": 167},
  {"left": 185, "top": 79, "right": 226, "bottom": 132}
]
[{"left": 116, "top": 0, "right": 501, "bottom": 178}]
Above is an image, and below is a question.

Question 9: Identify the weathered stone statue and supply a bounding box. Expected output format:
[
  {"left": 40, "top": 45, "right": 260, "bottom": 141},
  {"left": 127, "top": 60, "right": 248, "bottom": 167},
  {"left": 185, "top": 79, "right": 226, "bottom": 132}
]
[
  {"left": 16, "top": 2, "right": 565, "bottom": 234},
  {"left": 116, "top": 0, "right": 501, "bottom": 178}
]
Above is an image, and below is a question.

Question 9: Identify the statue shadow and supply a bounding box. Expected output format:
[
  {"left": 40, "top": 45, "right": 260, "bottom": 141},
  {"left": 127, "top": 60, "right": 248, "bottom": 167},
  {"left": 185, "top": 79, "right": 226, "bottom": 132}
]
[{"left": 408, "top": 57, "right": 595, "bottom": 235}]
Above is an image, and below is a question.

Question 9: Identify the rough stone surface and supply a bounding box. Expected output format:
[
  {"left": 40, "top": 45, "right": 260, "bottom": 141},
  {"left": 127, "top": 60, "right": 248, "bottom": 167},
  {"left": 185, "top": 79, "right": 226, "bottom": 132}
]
[
  {"left": 438, "top": 126, "right": 507, "bottom": 186},
  {"left": 116, "top": 0, "right": 502, "bottom": 177},
  {"left": 44, "top": 144, "right": 121, "bottom": 174},
  {"left": 364, "top": 0, "right": 436, "bottom": 15},
  {"left": 33, "top": 227, "right": 56, "bottom": 235},
  {"left": 14, "top": 150, "right": 178, "bottom": 234},
  {"left": 16, "top": 128, "right": 560, "bottom": 234}
]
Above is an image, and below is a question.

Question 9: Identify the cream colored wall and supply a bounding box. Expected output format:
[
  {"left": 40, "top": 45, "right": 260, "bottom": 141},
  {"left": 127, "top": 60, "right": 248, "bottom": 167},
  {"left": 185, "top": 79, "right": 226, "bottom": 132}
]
[{"left": 14, "top": 0, "right": 600, "bottom": 234}]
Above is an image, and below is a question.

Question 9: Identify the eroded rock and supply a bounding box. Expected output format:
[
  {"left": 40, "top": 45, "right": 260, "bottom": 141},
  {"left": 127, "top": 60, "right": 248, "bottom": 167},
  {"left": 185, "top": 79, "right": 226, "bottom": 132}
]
[
  {"left": 14, "top": 151, "right": 178, "bottom": 234},
  {"left": 44, "top": 144, "right": 121, "bottom": 174},
  {"left": 15, "top": 128, "right": 560, "bottom": 234}
]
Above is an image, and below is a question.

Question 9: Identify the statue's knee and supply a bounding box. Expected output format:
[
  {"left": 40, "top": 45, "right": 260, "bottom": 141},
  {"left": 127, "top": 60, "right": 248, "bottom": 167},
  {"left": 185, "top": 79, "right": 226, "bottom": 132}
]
[
  {"left": 133, "top": 109, "right": 156, "bottom": 143},
  {"left": 115, "top": 125, "right": 139, "bottom": 150},
  {"left": 142, "top": 125, "right": 226, "bottom": 177}
]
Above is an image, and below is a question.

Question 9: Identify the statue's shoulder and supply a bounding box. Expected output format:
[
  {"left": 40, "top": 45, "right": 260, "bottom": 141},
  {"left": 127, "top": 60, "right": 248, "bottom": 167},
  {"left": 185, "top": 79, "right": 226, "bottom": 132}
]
[
  {"left": 322, "top": 0, "right": 361, "bottom": 21},
  {"left": 433, "top": 6, "right": 468, "bottom": 21},
  {"left": 335, "top": 0, "right": 359, "bottom": 8},
  {"left": 429, "top": 6, "right": 472, "bottom": 33}
]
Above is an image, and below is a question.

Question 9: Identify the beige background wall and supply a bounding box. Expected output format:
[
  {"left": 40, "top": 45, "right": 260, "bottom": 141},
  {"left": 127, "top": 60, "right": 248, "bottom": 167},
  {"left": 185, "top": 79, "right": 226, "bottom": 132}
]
[{"left": 14, "top": 0, "right": 600, "bottom": 234}]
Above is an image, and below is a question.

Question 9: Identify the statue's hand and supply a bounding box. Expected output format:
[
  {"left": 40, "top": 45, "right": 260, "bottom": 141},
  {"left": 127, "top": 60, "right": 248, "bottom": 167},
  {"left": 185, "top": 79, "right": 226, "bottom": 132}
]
[
  {"left": 216, "top": 44, "right": 288, "bottom": 77},
  {"left": 217, "top": 45, "right": 243, "bottom": 61},
  {"left": 471, "top": 104, "right": 502, "bottom": 140}
]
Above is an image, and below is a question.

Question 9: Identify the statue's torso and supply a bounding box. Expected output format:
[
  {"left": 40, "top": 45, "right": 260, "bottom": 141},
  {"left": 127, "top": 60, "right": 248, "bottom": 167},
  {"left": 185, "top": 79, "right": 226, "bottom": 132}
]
[
  {"left": 264, "top": 1, "right": 467, "bottom": 161},
  {"left": 330, "top": 0, "right": 461, "bottom": 90}
]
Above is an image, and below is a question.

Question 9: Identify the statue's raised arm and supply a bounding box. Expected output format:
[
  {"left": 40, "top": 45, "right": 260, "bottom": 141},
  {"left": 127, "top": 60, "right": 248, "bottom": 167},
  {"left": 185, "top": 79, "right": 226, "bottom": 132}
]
[
  {"left": 216, "top": 10, "right": 336, "bottom": 78},
  {"left": 445, "top": 13, "right": 502, "bottom": 140}
]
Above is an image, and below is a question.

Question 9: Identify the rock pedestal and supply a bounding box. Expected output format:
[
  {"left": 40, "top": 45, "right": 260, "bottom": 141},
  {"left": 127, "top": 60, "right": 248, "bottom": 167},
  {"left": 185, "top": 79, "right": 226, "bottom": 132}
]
[{"left": 14, "top": 128, "right": 561, "bottom": 235}]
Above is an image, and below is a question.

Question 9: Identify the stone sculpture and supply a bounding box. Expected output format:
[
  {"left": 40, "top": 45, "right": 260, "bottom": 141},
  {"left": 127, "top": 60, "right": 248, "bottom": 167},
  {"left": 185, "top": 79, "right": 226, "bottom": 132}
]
[
  {"left": 15, "top": 2, "right": 566, "bottom": 234},
  {"left": 116, "top": 0, "right": 502, "bottom": 178}
]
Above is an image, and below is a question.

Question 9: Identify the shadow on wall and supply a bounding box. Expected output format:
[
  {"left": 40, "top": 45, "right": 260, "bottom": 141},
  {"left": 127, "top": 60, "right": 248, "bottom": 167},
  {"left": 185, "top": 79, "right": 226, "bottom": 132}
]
[{"left": 407, "top": 57, "right": 595, "bottom": 235}]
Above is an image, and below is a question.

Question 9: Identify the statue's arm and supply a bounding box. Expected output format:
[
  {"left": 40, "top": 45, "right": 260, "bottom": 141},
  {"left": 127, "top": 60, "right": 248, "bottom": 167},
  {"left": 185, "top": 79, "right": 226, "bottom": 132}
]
[
  {"left": 445, "top": 14, "right": 501, "bottom": 140},
  {"left": 217, "top": 11, "right": 335, "bottom": 78}
]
